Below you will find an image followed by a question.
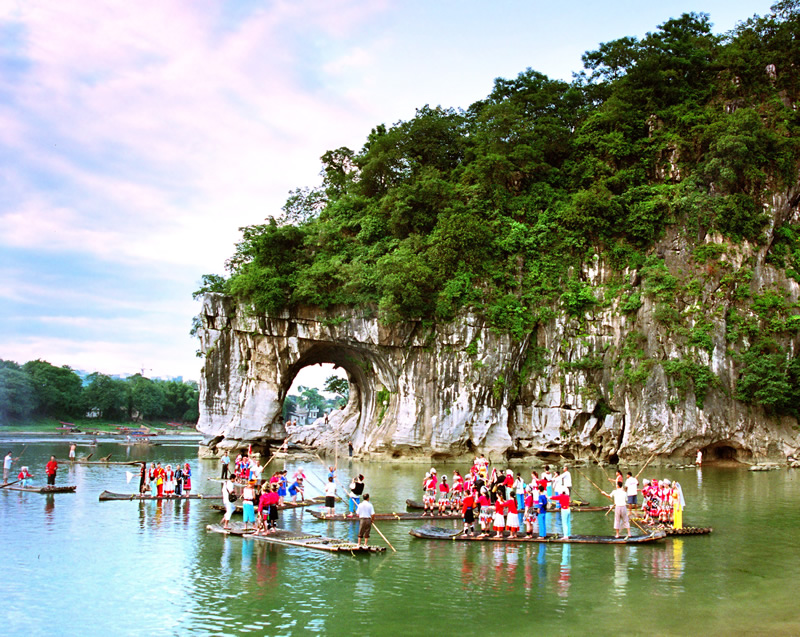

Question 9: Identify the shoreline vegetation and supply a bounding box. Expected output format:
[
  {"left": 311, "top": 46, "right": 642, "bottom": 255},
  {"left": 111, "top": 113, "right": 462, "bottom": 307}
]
[
  {"left": 1, "top": 358, "right": 200, "bottom": 428},
  {"left": 0, "top": 417, "right": 199, "bottom": 435}
]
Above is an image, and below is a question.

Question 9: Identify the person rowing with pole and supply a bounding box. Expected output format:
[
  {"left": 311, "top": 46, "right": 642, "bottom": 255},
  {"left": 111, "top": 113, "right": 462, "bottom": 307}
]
[
  {"left": 356, "top": 493, "right": 375, "bottom": 547},
  {"left": 601, "top": 480, "right": 631, "bottom": 539}
]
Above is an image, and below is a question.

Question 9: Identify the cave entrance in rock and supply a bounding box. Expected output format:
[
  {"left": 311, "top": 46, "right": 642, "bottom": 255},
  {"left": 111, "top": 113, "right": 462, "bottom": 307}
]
[{"left": 702, "top": 442, "right": 749, "bottom": 463}]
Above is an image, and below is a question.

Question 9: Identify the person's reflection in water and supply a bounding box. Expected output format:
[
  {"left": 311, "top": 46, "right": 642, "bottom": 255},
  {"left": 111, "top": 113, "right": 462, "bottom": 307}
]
[
  {"left": 254, "top": 543, "right": 279, "bottom": 593},
  {"left": 505, "top": 545, "right": 518, "bottom": 585},
  {"left": 537, "top": 543, "right": 547, "bottom": 584},
  {"left": 670, "top": 538, "right": 685, "bottom": 581},
  {"left": 612, "top": 544, "right": 629, "bottom": 597},
  {"left": 220, "top": 537, "right": 232, "bottom": 580},
  {"left": 44, "top": 493, "right": 55, "bottom": 524},
  {"left": 557, "top": 543, "right": 571, "bottom": 599},
  {"left": 241, "top": 537, "right": 254, "bottom": 572},
  {"left": 138, "top": 500, "right": 146, "bottom": 530}
]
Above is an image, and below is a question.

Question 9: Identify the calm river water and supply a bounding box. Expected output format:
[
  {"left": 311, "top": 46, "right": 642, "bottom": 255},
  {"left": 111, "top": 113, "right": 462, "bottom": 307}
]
[{"left": 1, "top": 437, "right": 798, "bottom": 636}]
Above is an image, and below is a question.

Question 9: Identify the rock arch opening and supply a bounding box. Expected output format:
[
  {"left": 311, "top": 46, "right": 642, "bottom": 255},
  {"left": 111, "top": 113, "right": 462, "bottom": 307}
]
[{"left": 270, "top": 342, "right": 397, "bottom": 453}]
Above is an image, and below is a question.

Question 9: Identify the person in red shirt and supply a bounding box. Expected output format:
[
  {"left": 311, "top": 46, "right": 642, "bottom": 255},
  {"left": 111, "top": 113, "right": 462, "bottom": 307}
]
[
  {"left": 422, "top": 470, "right": 437, "bottom": 516},
  {"left": 493, "top": 497, "right": 506, "bottom": 538},
  {"left": 505, "top": 494, "right": 520, "bottom": 534},
  {"left": 438, "top": 476, "right": 450, "bottom": 513},
  {"left": 17, "top": 466, "right": 33, "bottom": 488},
  {"left": 45, "top": 456, "right": 58, "bottom": 486},
  {"left": 551, "top": 492, "right": 572, "bottom": 539},
  {"left": 523, "top": 487, "right": 536, "bottom": 537},
  {"left": 477, "top": 489, "right": 492, "bottom": 536},
  {"left": 264, "top": 484, "right": 280, "bottom": 533},
  {"left": 462, "top": 490, "right": 476, "bottom": 536}
]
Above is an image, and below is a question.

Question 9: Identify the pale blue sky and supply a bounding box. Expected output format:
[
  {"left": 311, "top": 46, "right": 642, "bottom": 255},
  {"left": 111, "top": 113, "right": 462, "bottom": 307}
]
[{"left": 0, "top": 0, "right": 774, "bottom": 381}]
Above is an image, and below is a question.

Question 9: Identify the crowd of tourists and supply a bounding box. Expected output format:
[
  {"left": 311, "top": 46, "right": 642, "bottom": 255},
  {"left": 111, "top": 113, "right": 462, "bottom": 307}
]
[
  {"left": 420, "top": 456, "right": 688, "bottom": 539},
  {"left": 139, "top": 462, "right": 193, "bottom": 497},
  {"left": 420, "top": 456, "right": 576, "bottom": 539},
  {"left": 219, "top": 465, "right": 308, "bottom": 533}
]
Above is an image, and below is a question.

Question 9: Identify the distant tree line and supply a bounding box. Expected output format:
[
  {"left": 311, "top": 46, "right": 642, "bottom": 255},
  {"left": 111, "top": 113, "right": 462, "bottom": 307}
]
[{"left": 0, "top": 359, "right": 199, "bottom": 424}]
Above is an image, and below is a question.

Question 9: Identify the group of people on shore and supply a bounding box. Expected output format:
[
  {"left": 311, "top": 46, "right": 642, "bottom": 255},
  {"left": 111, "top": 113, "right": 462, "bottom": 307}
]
[{"left": 139, "top": 462, "right": 192, "bottom": 497}]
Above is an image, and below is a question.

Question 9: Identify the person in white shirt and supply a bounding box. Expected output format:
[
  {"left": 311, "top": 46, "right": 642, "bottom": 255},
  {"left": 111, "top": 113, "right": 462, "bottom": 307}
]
[
  {"left": 603, "top": 481, "right": 631, "bottom": 538},
  {"left": 624, "top": 472, "right": 639, "bottom": 508},
  {"left": 560, "top": 465, "right": 572, "bottom": 496},
  {"left": 356, "top": 494, "right": 375, "bottom": 546},
  {"left": 324, "top": 476, "right": 337, "bottom": 516}
]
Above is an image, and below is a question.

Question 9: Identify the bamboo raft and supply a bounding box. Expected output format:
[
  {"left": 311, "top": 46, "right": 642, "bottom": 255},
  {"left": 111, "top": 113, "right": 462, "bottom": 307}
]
[
  {"left": 210, "top": 496, "right": 330, "bottom": 513},
  {"left": 206, "top": 523, "right": 386, "bottom": 553},
  {"left": 404, "top": 499, "right": 605, "bottom": 513},
  {"left": 63, "top": 458, "right": 143, "bottom": 466},
  {"left": 98, "top": 490, "right": 220, "bottom": 501},
  {"left": 410, "top": 524, "right": 667, "bottom": 544},
  {"left": 309, "top": 509, "right": 462, "bottom": 521},
  {"left": 639, "top": 523, "right": 713, "bottom": 536},
  {"left": 3, "top": 485, "right": 76, "bottom": 494}
]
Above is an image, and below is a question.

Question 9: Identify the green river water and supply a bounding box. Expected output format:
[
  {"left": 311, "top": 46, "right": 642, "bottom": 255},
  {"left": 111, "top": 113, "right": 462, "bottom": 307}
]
[{"left": 1, "top": 437, "right": 798, "bottom": 636}]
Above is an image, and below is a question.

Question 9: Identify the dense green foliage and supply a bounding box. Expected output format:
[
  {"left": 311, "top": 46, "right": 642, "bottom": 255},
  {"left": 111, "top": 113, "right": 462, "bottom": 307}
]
[
  {"left": 210, "top": 6, "right": 798, "bottom": 327},
  {"left": 199, "top": 4, "right": 800, "bottom": 416},
  {"left": 0, "top": 359, "right": 199, "bottom": 425}
]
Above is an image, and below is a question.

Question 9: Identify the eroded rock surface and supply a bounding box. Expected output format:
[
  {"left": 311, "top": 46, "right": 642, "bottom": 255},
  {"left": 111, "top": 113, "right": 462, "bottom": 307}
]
[{"left": 197, "top": 226, "right": 800, "bottom": 463}]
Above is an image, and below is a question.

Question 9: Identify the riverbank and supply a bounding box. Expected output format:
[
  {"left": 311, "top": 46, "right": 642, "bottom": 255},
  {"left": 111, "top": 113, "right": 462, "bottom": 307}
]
[{"left": 0, "top": 417, "right": 199, "bottom": 434}]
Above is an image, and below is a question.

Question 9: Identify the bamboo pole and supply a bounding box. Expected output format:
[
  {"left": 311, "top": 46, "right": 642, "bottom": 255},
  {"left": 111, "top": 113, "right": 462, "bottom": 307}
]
[
  {"left": 635, "top": 450, "right": 659, "bottom": 479},
  {"left": 371, "top": 521, "right": 397, "bottom": 553},
  {"left": 262, "top": 436, "right": 291, "bottom": 472}
]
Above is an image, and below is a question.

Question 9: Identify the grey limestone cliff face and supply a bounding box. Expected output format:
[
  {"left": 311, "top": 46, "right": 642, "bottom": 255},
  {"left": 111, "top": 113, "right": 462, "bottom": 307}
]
[{"left": 197, "top": 213, "right": 800, "bottom": 463}]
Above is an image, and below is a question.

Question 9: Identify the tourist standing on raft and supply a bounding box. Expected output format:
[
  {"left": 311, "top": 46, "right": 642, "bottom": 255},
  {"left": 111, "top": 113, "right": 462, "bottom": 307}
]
[
  {"left": 559, "top": 465, "right": 572, "bottom": 496},
  {"left": 138, "top": 463, "right": 147, "bottom": 495},
  {"left": 670, "top": 481, "right": 685, "bottom": 529},
  {"left": 68, "top": 443, "right": 76, "bottom": 461},
  {"left": 536, "top": 485, "right": 548, "bottom": 538},
  {"left": 45, "top": 456, "right": 58, "bottom": 486},
  {"left": 3, "top": 451, "right": 13, "bottom": 484},
  {"left": 462, "top": 488, "right": 476, "bottom": 536},
  {"left": 603, "top": 481, "right": 631, "bottom": 539},
  {"left": 149, "top": 463, "right": 158, "bottom": 497},
  {"left": 220, "top": 452, "right": 230, "bottom": 480},
  {"left": 241, "top": 481, "right": 256, "bottom": 531},
  {"left": 349, "top": 474, "right": 365, "bottom": 516},
  {"left": 221, "top": 479, "right": 236, "bottom": 530},
  {"left": 183, "top": 463, "right": 192, "bottom": 494},
  {"left": 324, "top": 476, "right": 337, "bottom": 516},
  {"left": 624, "top": 472, "right": 639, "bottom": 509},
  {"left": 551, "top": 491, "right": 571, "bottom": 539},
  {"left": 356, "top": 494, "right": 375, "bottom": 547}
]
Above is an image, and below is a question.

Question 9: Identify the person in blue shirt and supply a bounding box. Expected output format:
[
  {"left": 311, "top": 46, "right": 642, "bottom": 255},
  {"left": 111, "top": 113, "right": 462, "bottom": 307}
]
[
  {"left": 537, "top": 485, "right": 548, "bottom": 538},
  {"left": 220, "top": 453, "right": 230, "bottom": 480},
  {"left": 287, "top": 478, "right": 304, "bottom": 503}
]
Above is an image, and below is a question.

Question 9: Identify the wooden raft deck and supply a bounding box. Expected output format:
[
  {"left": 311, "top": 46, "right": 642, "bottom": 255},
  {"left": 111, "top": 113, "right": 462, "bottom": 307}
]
[
  {"left": 404, "top": 499, "right": 604, "bottom": 512},
  {"left": 99, "top": 490, "right": 220, "bottom": 501},
  {"left": 309, "top": 509, "right": 462, "bottom": 521},
  {"left": 410, "top": 524, "right": 666, "bottom": 545},
  {"left": 206, "top": 523, "right": 386, "bottom": 553},
  {"left": 210, "top": 496, "right": 328, "bottom": 513}
]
